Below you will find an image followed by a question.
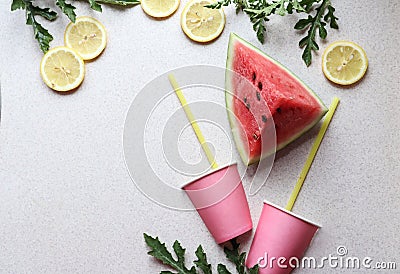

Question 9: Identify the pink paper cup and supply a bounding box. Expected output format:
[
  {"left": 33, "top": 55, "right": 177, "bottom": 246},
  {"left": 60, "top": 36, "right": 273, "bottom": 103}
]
[
  {"left": 182, "top": 163, "right": 252, "bottom": 244},
  {"left": 246, "top": 201, "right": 320, "bottom": 273}
]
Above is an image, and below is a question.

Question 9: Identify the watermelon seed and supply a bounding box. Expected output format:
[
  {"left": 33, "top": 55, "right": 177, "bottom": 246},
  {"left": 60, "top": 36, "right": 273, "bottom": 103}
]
[
  {"left": 246, "top": 103, "right": 250, "bottom": 110},
  {"left": 256, "top": 91, "right": 261, "bottom": 101},
  {"left": 258, "top": 82, "right": 263, "bottom": 90},
  {"left": 262, "top": 115, "right": 267, "bottom": 122},
  {"left": 252, "top": 72, "right": 256, "bottom": 82},
  {"left": 244, "top": 97, "right": 247, "bottom": 103},
  {"left": 253, "top": 133, "right": 259, "bottom": 140},
  {"left": 277, "top": 107, "right": 282, "bottom": 114}
]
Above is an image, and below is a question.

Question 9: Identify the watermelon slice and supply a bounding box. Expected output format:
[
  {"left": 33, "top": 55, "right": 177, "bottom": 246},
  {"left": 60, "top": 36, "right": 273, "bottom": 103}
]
[{"left": 226, "top": 33, "right": 328, "bottom": 165}]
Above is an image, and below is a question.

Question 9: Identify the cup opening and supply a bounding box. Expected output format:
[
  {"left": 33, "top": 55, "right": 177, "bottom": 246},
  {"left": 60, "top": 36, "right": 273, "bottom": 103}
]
[
  {"left": 181, "top": 162, "right": 245, "bottom": 209},
  {"left": 180, "top": 162, "right": 238, "bottom": 190},
  {"left": 263, "top": 200, "right": 321, "bottom": 228}
]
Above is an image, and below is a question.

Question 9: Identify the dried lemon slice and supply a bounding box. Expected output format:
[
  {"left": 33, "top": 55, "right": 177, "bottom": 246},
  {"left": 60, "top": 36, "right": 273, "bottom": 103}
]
[
  {"left": 64, "top": 16, "right": 107, "bottom": 61},
  {"left": 181, "top": 0, "right": 225, "bottom": 43},
  {"left": 322, "top": 41, "right": 368, "bottom": 85},
  {"left": 40, "top": 47, "right": 85, "bottom": 92}
]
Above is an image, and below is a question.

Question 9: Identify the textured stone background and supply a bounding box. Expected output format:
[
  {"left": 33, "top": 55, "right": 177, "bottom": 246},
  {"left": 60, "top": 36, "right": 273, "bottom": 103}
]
[{"left": 0, "top": 0, "right": 399, "bottom": 273}]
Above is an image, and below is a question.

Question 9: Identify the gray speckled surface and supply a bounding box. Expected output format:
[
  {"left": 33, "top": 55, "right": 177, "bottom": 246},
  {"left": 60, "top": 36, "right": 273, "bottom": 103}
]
[{"left": 0, "top": 0, "right": 399, "bottom": 273}]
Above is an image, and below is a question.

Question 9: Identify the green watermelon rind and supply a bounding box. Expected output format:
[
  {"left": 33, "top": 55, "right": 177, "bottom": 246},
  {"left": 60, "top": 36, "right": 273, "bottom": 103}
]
[{"left": 225, "top": 33, "right": 328, "bottom": 165}]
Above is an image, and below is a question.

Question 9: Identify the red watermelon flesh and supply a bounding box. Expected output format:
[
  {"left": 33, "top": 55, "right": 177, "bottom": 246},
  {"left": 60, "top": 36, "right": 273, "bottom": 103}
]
[{"left": 226, "top": 33, "right": 328, "bottom": 165}]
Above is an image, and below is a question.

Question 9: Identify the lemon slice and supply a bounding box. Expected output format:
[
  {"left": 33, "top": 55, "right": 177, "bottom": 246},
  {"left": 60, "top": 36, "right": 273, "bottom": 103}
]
[
  {"left": 181, "top": 0, "right": 225, "bottom": 43},
  {"left": 141, "top": 0, "right": 180, "bottom": 18},
  {"left": 40, "top": 47, "right": 85, "bottom": 92},
  {"left": 64, "top": 16, "right": 107, "bottom": 61},
  {"left": 322, "top": 41, "right": 368, "bottom": 85}
]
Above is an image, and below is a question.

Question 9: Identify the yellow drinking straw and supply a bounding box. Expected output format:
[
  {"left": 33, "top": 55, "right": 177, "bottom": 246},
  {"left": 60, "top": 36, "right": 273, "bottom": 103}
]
[
  {"left": 285, "top": 97, "right": 340, "bottom": 211},
  {"left": 168, "top": 74, "right": 219, "bottom": 170}
]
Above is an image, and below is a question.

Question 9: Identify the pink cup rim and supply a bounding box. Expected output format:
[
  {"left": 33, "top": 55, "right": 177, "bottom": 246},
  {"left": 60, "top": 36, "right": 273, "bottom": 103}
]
[
  {"left": 180, "top": 162, "right": 238, "bottom": 190},
  {"left": 263, "top": 200, "right": 322, "bottom": 228}
]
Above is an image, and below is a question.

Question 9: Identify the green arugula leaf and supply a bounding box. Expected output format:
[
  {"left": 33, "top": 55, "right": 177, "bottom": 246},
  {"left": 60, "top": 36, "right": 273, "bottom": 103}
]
[
  {"left": 318, "top": 21, "right": 327, "bottom": 39},
  {"left": 144, "top": 233, "right": 197, "bottom": 274},
  {"left": 87, "top": 0, "right": 141, "bottom": 10},
  {"left": 294, "top": 15, "right": 313, "bottom": 29},
  {"left": 217, "top": 264, "right": 232, "bottom": 274},
  {"left": 205, "top": 0, "right": 231, "bottom": 10},
  {"left": 324, "top": 5, "right": 338, "bottom": 29},
  {"left": 287, "top": 0, "right": 305, "bottom": 13},
  {"left": 11, "top": 0, "right": 57, "bottom": 53},
  {"left": 254, "top": 19, "right": 267, "bottom": 43},
  {"left": 206, "top": 0, "right": 243, "bottom": 13},
  {"left": 194, "top": 245, "right": 212, "bottom": 274},
  {"left": 31, "top": 6, "right": 58, "bottom": 21},
  {"left": 56, "top": 0, "right": 77, "bottom": 22},
  {"left": 11, "top": 0, "right": 25, "bottom": 11},
  {"left": 173, "top": 240, "right": 194, "bottom": 272},
  {"left": 88, "top": 0, "right": 103, "bottom": 12},
  {"left": 298, "top": 0, "right": 320, "bottom": 12},
  {"left": 19, "top": 1, "right": 58, "bottom": 53},
  {"left": 207, "top": 0, "right": 338, "bottom": 66},
  {"left": 224, "top": 238, "right": 259, "bottom": 274},
  {"left": 224, "top": 239, "right": 246, "bottom": 274},
  {"left": 247, "top": 264, "right": 259, "bottom": 274},
  {"left": 296, "top": 0, "right": 338, "bottom": 66},
  {"left": 97, "top": 0, "right": 141, "bottom": 6},
  {"left": 31, "top": 22, "right": 54, "bottom": 53},
  {"left": 12, "top": 0, "right": 140, "bottom": 53},
  {"left": 276, "top": 0, "right": 288, "bottom": 16},
  {"left": 144, "top": 235, "right": 258, "bottom": 274},
  {"left": 27, "top": 17, "right": 54, "bottom": 53},
  {"left": 222, "top": 238, "right": 258, "bottom": 274}
]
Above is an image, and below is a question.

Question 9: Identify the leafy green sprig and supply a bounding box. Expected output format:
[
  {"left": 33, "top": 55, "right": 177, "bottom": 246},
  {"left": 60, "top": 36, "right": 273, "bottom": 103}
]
[
  {"left": 223, "top": 239, "right": 259, "bottom": 274},
  {"left": 144, "top": 234, "right": 258, "bottom": 274},
  {"left": 295, "top": 0, "right": 338, "bottom": 66},
  {"left": 11, "top": 0, "right": 140, "bottom": 53},
  {"left": 207, "top": 0, "right": 339, "bottom": 66},
  {"left": 11, "top": 0, "right": 57, "bottom": 53}
]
